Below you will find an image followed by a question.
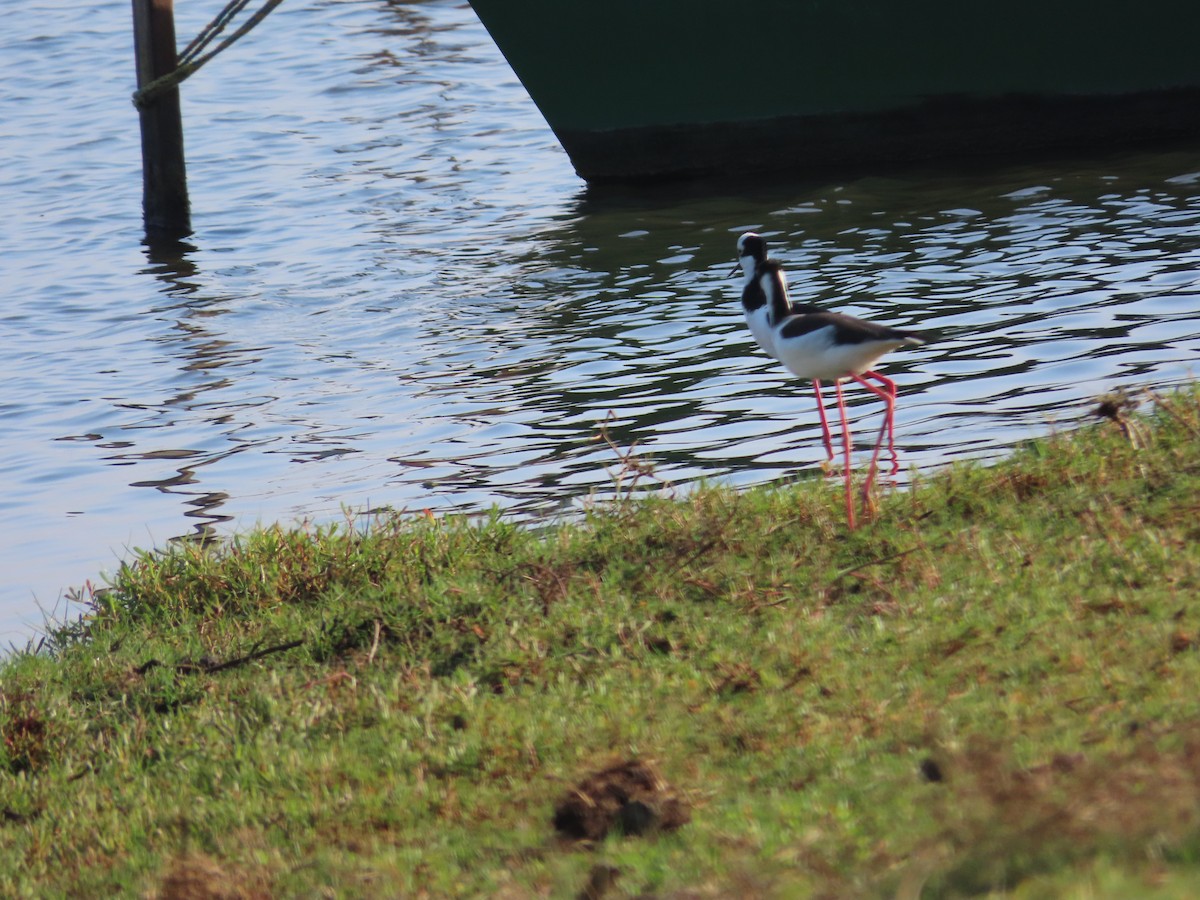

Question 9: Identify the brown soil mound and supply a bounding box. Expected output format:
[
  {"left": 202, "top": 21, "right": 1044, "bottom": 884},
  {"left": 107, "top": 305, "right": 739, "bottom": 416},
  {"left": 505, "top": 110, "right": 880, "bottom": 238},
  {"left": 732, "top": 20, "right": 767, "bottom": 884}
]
[{"left": 553, "top": 758, "right": 690, "bottom": 841}]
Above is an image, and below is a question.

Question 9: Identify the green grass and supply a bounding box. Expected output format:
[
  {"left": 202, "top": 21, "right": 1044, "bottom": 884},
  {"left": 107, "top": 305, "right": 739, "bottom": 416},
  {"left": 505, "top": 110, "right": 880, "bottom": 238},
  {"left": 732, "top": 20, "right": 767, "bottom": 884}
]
[{"left": 3, "top": 387, "right": 1200, "bottom": 898}]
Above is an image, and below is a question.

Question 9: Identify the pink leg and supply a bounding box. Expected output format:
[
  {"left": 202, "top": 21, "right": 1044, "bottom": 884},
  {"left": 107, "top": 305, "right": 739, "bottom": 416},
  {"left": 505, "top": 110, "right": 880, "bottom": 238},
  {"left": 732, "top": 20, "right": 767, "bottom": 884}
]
[
  {"left": 834, "top": 379, "right": 856, "bottom": 530},
  {"left": 860, "top": 370, "right": 900, "bottom": 475},
  {"left": 811, "top": 379, "right": 835, "bottom": 463},
  {"left": 849, "top": 373, "right": 896, "bottom": 519}
]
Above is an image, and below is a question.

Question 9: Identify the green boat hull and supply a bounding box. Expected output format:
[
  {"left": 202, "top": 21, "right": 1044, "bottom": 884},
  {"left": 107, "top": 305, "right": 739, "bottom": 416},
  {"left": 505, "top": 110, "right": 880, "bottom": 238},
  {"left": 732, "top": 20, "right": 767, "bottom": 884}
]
[{"left": 467, "top": 0, "right": 1200, "bottom": 181}]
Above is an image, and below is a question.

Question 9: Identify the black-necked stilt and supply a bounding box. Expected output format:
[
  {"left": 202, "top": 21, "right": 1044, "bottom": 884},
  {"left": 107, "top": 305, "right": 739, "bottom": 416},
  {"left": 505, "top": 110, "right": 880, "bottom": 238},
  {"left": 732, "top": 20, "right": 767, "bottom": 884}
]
[{"left": 734, "top": 232, "right": 923, "bottom": 528}]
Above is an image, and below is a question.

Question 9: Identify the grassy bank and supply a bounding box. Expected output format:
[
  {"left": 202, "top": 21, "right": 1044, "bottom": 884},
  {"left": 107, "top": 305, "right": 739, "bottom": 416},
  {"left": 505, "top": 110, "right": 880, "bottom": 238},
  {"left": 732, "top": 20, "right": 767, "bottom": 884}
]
[{"left": 3, "top": 388, "right": 1200, "bottom": 898}]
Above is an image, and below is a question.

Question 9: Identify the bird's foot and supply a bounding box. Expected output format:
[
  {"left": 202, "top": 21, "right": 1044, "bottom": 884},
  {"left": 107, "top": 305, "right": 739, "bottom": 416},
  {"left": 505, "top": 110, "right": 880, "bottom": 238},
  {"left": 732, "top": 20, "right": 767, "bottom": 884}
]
[{"left": 859, "top": 482, "right": 879, "bottom": 523}]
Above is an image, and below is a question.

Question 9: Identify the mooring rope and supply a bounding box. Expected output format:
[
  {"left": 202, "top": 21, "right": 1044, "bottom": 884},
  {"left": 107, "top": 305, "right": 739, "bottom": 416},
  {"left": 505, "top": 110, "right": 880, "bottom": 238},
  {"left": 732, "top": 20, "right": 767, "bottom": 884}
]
[{"left": 132, "top": 0, "right": 286, "bottom": 109}]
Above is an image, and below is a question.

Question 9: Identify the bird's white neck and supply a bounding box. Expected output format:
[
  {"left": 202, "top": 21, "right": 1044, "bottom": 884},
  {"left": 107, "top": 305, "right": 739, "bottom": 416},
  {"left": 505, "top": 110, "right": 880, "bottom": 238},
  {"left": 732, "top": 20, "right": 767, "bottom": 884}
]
[{"left": 738, "top": 255, "right": 758, "bottom": 290}]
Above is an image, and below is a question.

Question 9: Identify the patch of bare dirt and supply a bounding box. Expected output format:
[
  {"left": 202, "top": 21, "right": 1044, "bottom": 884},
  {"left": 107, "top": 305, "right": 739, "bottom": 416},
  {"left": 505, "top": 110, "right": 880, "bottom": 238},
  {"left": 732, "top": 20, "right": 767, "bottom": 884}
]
[
  {"left": 553, "top": 759, "right": 690, "bottom": 841},
  {"left": 150, "top": 853, "right": 269, "bottom": 900}
]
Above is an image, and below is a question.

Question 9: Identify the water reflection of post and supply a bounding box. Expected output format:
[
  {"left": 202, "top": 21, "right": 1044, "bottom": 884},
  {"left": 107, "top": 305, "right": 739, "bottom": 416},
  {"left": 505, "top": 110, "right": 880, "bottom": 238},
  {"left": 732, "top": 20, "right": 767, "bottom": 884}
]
[{"left": 137, "top": 243, "right": 235, "bottom": 546}]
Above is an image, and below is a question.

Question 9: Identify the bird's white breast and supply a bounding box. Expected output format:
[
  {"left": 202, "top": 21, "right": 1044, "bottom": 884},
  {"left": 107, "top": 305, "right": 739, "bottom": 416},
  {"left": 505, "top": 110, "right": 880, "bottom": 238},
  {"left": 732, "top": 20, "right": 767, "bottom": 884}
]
[{"left": 744, "top": 305, "right": 777, "bottom": 359}]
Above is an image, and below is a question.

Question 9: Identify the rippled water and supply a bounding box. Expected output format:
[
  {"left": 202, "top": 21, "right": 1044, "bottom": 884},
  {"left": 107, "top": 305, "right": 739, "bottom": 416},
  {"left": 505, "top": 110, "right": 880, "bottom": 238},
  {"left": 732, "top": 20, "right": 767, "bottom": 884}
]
[{"left": 2, "top": 0, "right": 1199, "bottom": 639}]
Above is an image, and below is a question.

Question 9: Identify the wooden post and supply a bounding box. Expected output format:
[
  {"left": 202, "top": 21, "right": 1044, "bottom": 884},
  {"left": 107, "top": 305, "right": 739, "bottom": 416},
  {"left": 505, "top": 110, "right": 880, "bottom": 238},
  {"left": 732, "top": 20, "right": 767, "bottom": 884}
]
[{"left": 132, "top": 0, "right": 191, "bottom": 242}]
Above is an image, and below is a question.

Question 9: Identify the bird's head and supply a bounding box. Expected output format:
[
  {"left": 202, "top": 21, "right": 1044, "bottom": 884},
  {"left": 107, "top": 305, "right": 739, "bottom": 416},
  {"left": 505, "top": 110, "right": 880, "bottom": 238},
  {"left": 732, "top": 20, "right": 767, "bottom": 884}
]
[{"left": 732, "top": 232, "right": 767, "bottom": 278}]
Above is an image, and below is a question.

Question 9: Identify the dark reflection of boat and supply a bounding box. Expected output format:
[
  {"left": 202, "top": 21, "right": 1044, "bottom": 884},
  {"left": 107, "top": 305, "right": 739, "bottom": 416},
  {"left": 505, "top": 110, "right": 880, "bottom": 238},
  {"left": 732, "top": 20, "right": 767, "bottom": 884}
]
[{"left": 467, "top": 0, "right": 1200, "bottom": 183}]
